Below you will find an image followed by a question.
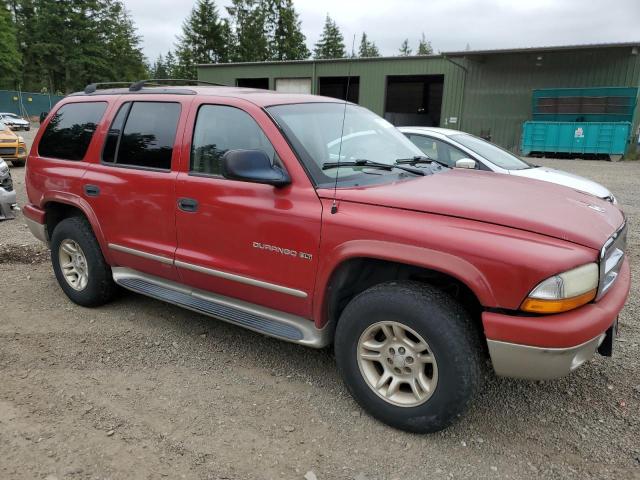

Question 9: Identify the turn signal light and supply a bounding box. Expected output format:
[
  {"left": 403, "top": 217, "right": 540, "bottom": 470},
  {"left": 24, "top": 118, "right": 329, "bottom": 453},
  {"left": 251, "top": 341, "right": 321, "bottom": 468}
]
[{"left": 520, "top": 288, "right": 597, "bottom": 314}]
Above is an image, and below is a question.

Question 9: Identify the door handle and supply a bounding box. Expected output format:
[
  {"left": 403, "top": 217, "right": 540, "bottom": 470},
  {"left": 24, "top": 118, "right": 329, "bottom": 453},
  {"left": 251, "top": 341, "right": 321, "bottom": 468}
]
[
  {"left": 178, "top": 197, "right": 198, "bottom": 212},
  {"left": 84, "top": 184, "right": 100, "bottom": 197}
]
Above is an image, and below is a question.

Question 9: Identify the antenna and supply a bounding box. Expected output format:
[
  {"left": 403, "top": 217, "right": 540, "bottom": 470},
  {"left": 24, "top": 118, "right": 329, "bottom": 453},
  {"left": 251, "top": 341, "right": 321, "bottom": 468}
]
[{"left": 331, "top": 34, "right": 357, "bottom": 215}]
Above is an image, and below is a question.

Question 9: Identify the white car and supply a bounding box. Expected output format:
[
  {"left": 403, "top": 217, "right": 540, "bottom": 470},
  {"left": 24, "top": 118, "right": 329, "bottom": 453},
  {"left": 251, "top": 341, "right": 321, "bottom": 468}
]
[
  {"left": 0, "top": 113, "right": 30, "bottom": 131},
  {"left": 399, "top": 127, "right": 617, "bottom": 204}
]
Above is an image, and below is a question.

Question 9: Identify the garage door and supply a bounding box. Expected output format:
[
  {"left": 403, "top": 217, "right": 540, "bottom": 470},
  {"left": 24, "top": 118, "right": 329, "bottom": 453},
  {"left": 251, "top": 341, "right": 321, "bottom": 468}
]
[{"left": 275, "top": 78, "right": 312, "bottom": 94}]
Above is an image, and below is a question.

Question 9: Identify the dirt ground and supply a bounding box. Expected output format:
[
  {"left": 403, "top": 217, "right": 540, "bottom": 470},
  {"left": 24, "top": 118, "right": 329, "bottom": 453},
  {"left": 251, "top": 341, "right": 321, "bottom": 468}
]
[{"left": 1, "top": 130, "right": 639, "bottom": 480}]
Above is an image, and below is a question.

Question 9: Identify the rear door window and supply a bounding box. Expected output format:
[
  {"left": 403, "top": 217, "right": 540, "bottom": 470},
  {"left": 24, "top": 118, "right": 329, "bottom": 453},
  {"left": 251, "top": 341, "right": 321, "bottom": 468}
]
[
  {"left": 102, "top": 102, "right": 181, "bottom": 170},
  {"left": 38, "top": 102, "right": 107, "bottom": 160}
]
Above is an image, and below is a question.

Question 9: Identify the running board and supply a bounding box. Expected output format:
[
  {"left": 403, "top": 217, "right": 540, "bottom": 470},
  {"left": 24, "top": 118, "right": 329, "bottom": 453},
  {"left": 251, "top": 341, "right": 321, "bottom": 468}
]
[{"left": 112, "top": 267, "right": 330, "bottom": 348}]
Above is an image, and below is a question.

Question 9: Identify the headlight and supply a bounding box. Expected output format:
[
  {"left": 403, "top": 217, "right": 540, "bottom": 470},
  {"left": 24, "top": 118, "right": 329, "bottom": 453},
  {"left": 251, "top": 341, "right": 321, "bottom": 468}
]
[
  {"left": 0, "top": 159, "right": 8, "bottom": 174},
  {"left": 17, "top": 136, "right": 25, "bottom": 143},
  {"left": 520, "top": 263, "right": 598, "bottom": 314}
]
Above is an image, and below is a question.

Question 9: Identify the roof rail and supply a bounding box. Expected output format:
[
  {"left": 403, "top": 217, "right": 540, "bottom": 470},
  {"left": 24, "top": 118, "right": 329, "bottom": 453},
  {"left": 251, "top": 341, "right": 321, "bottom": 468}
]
[
  {"left": 84, "top": 82, "right": 132, "bottom": 94},
  {"left": 129, "top": 79, "right": 226, "bottom": 91}
]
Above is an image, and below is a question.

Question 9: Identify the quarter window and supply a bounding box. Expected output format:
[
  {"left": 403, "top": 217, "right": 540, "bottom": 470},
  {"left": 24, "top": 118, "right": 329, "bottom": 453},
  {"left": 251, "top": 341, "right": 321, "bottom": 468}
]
[
  {"left": 191, "top": 105, "right": 277, "bottom": 176},
  {"left": 103, "top": 102, "right": 180, "bottom": 170},
  {"left": 38, "top": 102, "right": 107, "bottom": 160}
]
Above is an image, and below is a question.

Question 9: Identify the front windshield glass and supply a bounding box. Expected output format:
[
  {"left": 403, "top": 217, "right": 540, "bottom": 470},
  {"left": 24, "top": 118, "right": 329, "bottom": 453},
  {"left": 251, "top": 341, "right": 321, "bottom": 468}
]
[
  {"left": 268, "top": 103, "right": 426, "bottom": 186},
  {"left": 451, "top": 133, "right": 531, "bottom": 170}
]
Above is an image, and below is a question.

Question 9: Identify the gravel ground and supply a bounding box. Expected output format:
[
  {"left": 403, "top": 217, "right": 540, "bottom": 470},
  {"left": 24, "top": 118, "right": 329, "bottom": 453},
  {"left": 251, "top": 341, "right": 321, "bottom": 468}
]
[{"left": 1, "top": 131, "right": 639, "bottom": 480}]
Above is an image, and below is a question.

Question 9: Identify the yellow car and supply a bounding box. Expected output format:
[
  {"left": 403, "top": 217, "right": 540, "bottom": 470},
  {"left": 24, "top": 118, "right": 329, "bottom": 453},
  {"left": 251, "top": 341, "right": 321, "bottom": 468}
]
[{"left": 0, "top": 120, "right": 27, "bottom": 166}]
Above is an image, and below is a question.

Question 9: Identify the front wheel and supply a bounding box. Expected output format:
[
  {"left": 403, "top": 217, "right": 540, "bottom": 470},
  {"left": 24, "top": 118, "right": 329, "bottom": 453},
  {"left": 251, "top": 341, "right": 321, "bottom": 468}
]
[{"left": 335, "top": 281, "right": 483, "bottom": 433}]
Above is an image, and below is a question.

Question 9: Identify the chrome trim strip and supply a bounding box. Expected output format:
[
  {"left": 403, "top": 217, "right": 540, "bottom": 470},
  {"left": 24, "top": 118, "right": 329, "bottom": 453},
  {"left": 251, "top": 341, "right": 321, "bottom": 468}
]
[
  {"left": 597, "top": 221, "right": 627, "bottom": 300},
  {"left": 487, "top": 334, "right": 606, "bottom": 380},
  {"left": 107, "top": 244, "right": 308, "bottom": 298},
  {"left": 112, "top": 267, "right": 329, "bottom": 348},
  {"left": 25, "top": 216, "right": 48, "bottom": 243},
  {"left": 108, "top": 243, "right": 174, "bottom": 265},
  {"left": 175, "top": 260, "right": 308, "bottom": 298}
]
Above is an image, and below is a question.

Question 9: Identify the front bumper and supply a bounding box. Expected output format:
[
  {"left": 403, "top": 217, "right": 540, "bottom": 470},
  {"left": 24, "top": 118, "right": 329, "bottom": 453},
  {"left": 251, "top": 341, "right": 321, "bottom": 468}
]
[
  {"left": 484, "top": 258, "right": 630, "bottom": 379},
  {"left": 0, "top": 187, "right": 17, "bottom": 220}
]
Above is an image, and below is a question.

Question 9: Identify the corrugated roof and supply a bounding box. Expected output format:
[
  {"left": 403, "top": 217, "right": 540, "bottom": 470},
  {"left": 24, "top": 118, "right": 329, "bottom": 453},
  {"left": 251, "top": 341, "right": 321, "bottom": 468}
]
[
  {"left": 198, "top": 41, "right": 640, "bottom": 67},
  {"left": 443, "top": 41, "right": 640, "bottom": 56}
]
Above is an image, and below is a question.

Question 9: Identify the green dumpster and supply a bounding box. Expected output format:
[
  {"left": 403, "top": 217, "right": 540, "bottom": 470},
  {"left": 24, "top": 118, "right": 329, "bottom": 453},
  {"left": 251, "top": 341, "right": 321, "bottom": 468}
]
[{"left": 521, "top": 121, "right": 631, "bottom": 160}]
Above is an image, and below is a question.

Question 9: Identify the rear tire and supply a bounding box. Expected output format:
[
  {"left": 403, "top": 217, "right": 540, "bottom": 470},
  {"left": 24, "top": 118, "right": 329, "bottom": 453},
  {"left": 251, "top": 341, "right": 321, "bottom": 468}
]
[
  {"left": 50, "top": 216, "right": 116, "bottom": 307},
  {"left": 334, "top": 281, "right": 483, "bottom": 433},
  {"left": 11, "top": 160, "right": 25, "bottom": 167}
]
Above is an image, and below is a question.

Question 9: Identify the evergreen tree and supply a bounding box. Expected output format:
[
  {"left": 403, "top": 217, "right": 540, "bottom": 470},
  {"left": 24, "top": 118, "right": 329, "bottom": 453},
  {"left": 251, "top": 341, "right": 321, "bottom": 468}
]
[
  {"left": 417, "top": 33, "right": 433, "bottom": 55},
  {"left": 175, "top": 0, "right": 229, "bottom": 79},
  {"left": 152, "top": 54, "right": 169, "bottom": 79},
  {"left": 358, "top": 32, "right": 380, "bottom": 58},
  {"left": 263, "top": 0, "right": 309, "bottom": 60},
  {"left": 313, "top": 14, "right": 345, "bottom": 59},
  {"left": 226, "top": 0, "right": 269, "bottom": 62},
  {"left": 164, "top": 51, "right": 178, "bottom": 77},
  {"left": 101, "top": 1, "right": 147, "bottom": 81},
  {"left": 399, "top": 38, "right": 412, "bottom": 56},
  {"left": 0, "top": 0, "right": 21, "bottom": 88}
]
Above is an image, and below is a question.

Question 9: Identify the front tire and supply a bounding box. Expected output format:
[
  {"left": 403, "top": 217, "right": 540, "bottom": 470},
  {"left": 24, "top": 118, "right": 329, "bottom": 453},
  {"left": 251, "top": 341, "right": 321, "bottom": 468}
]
[
  {"left": 335, "top": 281, "right": 483, "bottom": 433},
  {"left": 11, "top": 160, "right": 25, "bottom": 167},
  {"left": 50, "top": 216, "right": 116, "bottom": 307}
]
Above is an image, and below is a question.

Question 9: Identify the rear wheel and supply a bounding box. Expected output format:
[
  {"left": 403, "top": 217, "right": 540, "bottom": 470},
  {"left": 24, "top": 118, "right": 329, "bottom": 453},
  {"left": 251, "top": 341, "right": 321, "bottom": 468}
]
[
  {"left": 50, "top": 216, "right": 116, "bottom": 307},
  {"left": 335, "top": 281, "right": 483, "bottom": 433}
]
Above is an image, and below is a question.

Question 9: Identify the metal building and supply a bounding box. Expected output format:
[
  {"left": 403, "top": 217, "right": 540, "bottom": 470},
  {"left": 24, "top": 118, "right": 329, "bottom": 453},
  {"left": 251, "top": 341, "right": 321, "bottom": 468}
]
[{"left": 198, "top": 42, "right": 640, "bottom": 156}]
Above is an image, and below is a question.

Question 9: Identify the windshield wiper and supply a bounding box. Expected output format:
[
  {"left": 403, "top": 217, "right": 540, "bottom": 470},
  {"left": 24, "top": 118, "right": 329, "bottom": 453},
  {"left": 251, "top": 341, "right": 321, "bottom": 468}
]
[
  {"left": 322, "top": 159, "right": 426, "bottom": 176},
  {"left": 395, "top": 155, "right": 450, "bottom": 169}
]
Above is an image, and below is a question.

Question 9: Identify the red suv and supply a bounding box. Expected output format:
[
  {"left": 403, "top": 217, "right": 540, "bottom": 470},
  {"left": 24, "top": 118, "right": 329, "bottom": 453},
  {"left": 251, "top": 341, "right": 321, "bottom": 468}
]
[{"left": 24, "top": 81, "right": 630, "bottom": 433}]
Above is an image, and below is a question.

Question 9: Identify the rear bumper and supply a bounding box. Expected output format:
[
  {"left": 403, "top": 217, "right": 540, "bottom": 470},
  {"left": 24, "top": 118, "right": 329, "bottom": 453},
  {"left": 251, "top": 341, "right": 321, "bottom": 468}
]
[
  {"left": 23, "top": 204, "right": 48, "bottom": 243},
  {"left": 484, "top": 258, "right": 630, "bottom": 379}
]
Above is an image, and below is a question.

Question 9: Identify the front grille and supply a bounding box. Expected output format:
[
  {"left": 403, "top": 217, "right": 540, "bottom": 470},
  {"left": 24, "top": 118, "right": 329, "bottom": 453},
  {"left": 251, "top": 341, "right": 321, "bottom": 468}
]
[
  {"left": 597, "top": 222, "right": 627, "bottom": 299},
  {"left": 1, "top": 175, "right": 13, "bottom": 192},
  {"left": 0, "top": 147, "right": 16, "bottom": 155},
  {"left": 0, "top": 139, "right": 14, "bottom": 143}
]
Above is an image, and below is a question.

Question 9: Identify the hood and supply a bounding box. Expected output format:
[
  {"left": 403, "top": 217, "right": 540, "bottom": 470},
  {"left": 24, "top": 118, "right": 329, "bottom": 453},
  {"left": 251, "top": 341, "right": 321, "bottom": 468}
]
[
  {"left": 323, "top": 169, "right": 623, "bottom": 250},
  {"left": 510, "top": 166, "right": 613, "bottom": 200},
  {"left": 0, "top": 130, "right": 18, "bottom": 142}
]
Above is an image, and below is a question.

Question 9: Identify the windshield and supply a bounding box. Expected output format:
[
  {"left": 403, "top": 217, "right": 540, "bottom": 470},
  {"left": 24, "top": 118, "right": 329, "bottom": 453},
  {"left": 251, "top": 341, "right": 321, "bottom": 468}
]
[
  {"left": 0, "top": 121, "right": 7, "bottom": 131},
  {"left": 267, "top": 103, "right": 426, "bottom": 186},
  {"left": 450, "top": 134, "right": 531, "bottom": 170}
]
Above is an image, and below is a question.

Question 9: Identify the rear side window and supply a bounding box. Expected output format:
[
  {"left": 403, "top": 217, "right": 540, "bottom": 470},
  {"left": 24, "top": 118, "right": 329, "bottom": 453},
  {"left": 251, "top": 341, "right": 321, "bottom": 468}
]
[
  {"left": 38, "top": 102, "right": 107, "bottom": 160},
  {"left": 191, "top": 105, "right": 276, "bottom": 176},
  {"left": 102, "top": 102, "right": 181, "bottom": 170}
]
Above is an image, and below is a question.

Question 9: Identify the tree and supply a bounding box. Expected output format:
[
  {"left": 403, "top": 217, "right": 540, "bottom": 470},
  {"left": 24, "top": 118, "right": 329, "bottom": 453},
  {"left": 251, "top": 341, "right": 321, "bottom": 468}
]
[
  {"left": 399, "top": 38, "right": 412, "bottom": 56},
  {"left": 101, "top": 1, "right": 147, "bottom": 82},
  {"left": 226, "top": 0, "right": 269, "bottom": 62},
  {"left": 417, "top": 33, "right": 433, "bottom": 55},
  {"left": 164, "top": 51, "right": 178, "bottom": 77},
  {"left": 175, "top": 0, "right": 229, "bottom": 78},
  {"left": 0, "top": 0, "right": 21, "bottom": 88},
  {"left": 314, "top": 14, "right": 345, "bottom": 59},
  {"left": 263, "top": 0, "right": 309, "bottom": 60},
  {"left": 152, "top": 54, "right": 169, "bottom": 79},
  {"left": 358, "top": 32, "right": 380, "bottom": 58}
]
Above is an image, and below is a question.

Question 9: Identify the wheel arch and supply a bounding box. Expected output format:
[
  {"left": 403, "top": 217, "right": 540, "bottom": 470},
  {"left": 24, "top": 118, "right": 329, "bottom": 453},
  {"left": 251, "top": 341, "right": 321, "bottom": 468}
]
[{"left": 314, "top": 241, "right": 497, "bottom": 339}]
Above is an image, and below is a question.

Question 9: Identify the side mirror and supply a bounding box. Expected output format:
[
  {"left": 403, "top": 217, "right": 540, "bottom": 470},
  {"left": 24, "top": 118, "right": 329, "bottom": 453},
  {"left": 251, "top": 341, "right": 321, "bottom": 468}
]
[
  {"left": 455, "top": 158, "right": 476, "bottom": 169},
  {"left": 221, "top": 149, "right": 291, "bottom": 188}
]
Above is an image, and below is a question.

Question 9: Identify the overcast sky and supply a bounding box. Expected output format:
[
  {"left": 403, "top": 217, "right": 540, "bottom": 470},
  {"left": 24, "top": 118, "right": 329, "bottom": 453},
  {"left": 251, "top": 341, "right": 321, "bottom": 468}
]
[{"left": 125, "top": 0, "right": 640, "bottom": 61}]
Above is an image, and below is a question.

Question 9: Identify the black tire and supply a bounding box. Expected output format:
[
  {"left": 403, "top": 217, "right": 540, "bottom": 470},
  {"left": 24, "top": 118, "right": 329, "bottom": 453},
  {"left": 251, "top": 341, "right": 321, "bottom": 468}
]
[
  {"left": 334, "top": 281, "right": 483, "bottom": 433},
  {"left": 50, "top": 215, "right": 116, "bottom": 307},
  {"left": 11, "top": 160, "right": 25, "bottom": 167}
]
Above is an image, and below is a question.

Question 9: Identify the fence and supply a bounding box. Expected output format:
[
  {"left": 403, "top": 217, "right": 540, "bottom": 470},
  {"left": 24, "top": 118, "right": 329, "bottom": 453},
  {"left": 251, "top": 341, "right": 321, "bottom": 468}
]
[{"left": 0, "top": 90, "right": 65, "bottom": 120}]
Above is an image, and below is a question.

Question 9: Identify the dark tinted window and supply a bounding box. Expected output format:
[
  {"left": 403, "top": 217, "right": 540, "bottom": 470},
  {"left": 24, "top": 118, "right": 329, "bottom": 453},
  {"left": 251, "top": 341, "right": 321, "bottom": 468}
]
[
  {"left": 102, "top": 103, "right": 130, "bottom": 164},
  {"left": 191, "top": 105, "right": 276, "bottom": 176},
  {"left": 39, "top": 102, "right": 107, "bottom": 160},
  {"left": 113, "top": 102, "right": 180, "bottom": 170}
]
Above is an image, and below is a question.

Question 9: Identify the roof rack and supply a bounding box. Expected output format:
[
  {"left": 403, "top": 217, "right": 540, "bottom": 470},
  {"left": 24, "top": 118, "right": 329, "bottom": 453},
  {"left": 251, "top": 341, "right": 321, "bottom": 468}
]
[
  {"left": 84, "top": 82, "right": 132, "bottom": 94},
  {"left": 128, "top": 79, "right": 225, "bottom": 91}
]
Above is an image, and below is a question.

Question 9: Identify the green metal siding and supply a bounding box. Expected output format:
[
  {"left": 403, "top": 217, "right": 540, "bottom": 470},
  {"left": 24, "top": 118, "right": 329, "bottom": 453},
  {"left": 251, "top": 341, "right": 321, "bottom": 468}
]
[
  {"left": 0, "top": 90, "right": 63, "bottom": 118},
  {"left": 456, "top": 47, "right": 640, "bottom": 153},
  {"left": 198, "top": 45, "right": 640, "bottom": 155},
  {"left": 198, "top": 57, "right": 465, "bottom": 129}
]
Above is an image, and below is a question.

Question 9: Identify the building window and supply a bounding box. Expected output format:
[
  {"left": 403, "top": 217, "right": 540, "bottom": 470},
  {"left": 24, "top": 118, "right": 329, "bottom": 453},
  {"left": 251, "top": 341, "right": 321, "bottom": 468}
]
[
  {"left": 318, "top": 76, "right": 360, "bottom": 103},
  {"left": 38, "top": 102, "right": 107, "bottom": 161},
  {"left": 236, "top": 78, "right": 269, "bottom": 89},
  {"left": 275, "top": 78, "right": 312, "bottom": 94}
]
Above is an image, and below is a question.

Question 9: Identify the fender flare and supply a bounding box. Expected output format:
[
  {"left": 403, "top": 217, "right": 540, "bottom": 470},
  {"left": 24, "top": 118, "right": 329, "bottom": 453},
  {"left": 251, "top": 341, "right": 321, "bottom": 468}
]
[{"left": 312, "top": 239, "right": 497, "bottom": 328}]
